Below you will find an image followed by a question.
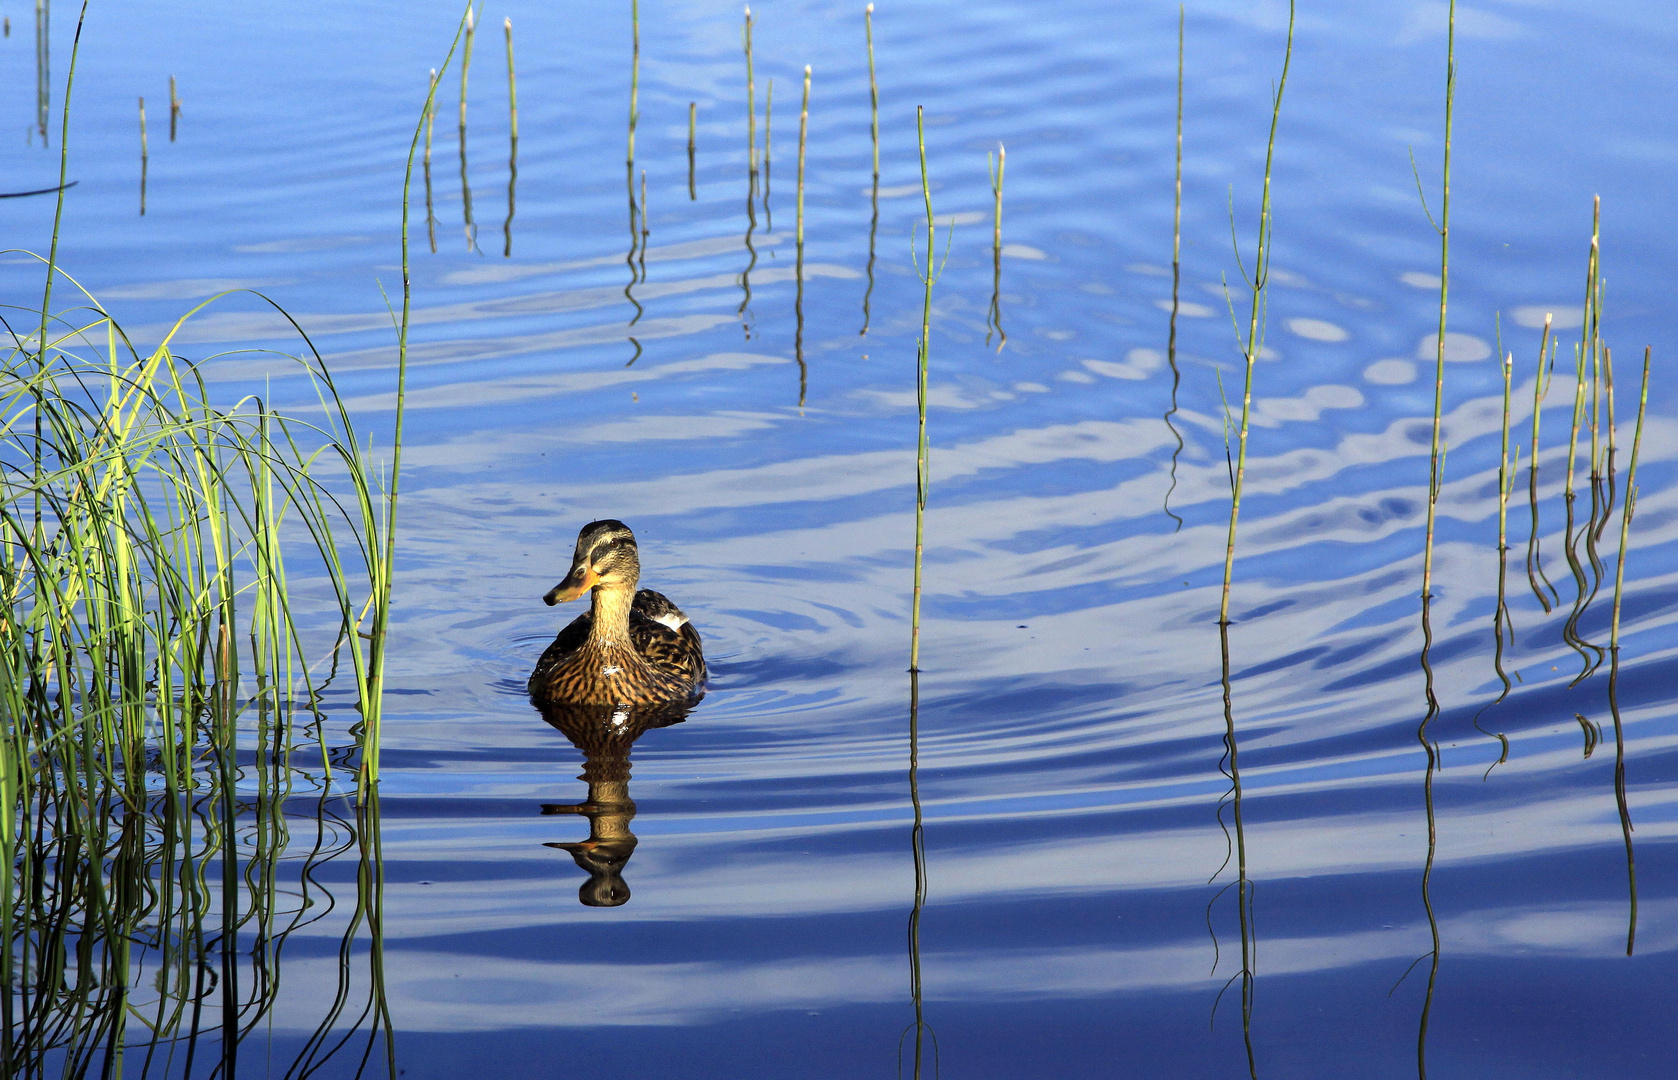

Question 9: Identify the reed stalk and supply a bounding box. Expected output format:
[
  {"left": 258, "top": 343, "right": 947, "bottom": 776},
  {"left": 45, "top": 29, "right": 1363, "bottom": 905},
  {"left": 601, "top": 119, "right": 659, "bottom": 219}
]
[
  {"left": 168, "top": 73, "right": 179, "bottom": 141},
  {"left": 909, "top": 106, "right": 946, "bottom": 674},
  {"left": 861, "top": 2, "right": 879, "bottom": 337},
  {"left": 35, "top": 0, "right": 49, "bottom": 144},
  {"left": 984, "top": 144, "right": 1006, "bottom": 352},
  {"left": 1525, "top": 313, "right": 1557, "bottom": 610},
  {"left": 628, "top": 0, "right": 639, "bottom": 168},
  {"left": 794, "top": 66, "right": 810, "bottom": 408},
  {"left": 1561, "top": 202, "right": 1604, "bottom": 676},
  {"left": 1163, "top": 5, "right": 1185, "bottom": 531},
  {"left": 425, "top": 68, "right": 439, "bottom": 253},
  {"left": 137, "top": 95, "right": 147, "bottom": 216},
  {"left": 458, "top": 5, "right": 478, "bottom": 251},
  {"left": 744, "top": 6, "right": 757, "bottom": 182},
  {"left": 688, "top": 102, "right": 697, "bottom": 200},
  {"left": 1606, "top": 346, "right": 1649, "bottom": 956},
  {"left": 1472, "top": 350, "right": 1515, "bottom": 770},
  {"left": 503, "top": 16, "right": 517, "bottom": 258},
  {"left": 1411, "top": 6, "right": 1458, "bottom": 1075}
]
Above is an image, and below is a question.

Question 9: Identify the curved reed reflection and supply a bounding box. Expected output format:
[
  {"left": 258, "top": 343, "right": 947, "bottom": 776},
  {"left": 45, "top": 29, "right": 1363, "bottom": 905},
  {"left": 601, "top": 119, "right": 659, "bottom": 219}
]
[{"left": 536, "top": 700, "right": 695, "bottom": 907}]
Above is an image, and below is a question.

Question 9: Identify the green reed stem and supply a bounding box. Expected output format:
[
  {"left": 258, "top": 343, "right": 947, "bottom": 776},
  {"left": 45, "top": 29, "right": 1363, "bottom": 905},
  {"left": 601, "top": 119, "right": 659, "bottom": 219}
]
[
  {"left": 138, "top": 95, "right": 147, "bottom": 217},
  {"left": 910, "top": 106, "right": 940, "bottom": 673},
  {"left": 169, "top": 73, "right": 179, "bottom": 141},
  {"left": 861, "top": 3, "right": 879, "bottom": 337},
  {"left": 985, "top": 144, "right": 1006, "bottom": 352},
  {"left": 1525, "top": 313, "right": 1557, "bottom": 610},
  {"left": 503, "top": 17, "right": 517, "bottom": 258},
  {"left": 1607, "top": 346, "right": 1648, "bottom": 957},
  {"left": 458, "top": 4, "right": 478, "bottom": 251},
  {"left": 688, "top": 101, "right": 697, "bottom": 200},
  {"left": 628, "top": 0, "right": 639, "bottom": 167},
  {"left": 425, "top": 68, "right": 439, "bottom": 253},
  {"left": 1415, "top": 7, "right": 1456, "bottom": 1077},
  {"left": 1163, "top": 4, "right": 1185, "bottom": 532},
  {"left": 744, "top": 6, "right": 757, "bottom": 182}
]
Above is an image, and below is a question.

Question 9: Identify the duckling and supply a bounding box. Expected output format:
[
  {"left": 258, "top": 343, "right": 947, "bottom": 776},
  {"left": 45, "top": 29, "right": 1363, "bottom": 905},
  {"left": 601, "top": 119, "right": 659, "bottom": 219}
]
[{"left": 528, "top": 520, "right": 706, "bottom": 706}]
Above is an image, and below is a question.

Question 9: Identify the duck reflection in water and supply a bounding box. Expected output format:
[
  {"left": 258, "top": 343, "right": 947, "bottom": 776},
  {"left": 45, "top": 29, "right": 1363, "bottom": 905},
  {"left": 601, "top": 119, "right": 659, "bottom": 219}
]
[{"left": 537, "top": 700, "right": 695, "bottom": 907}]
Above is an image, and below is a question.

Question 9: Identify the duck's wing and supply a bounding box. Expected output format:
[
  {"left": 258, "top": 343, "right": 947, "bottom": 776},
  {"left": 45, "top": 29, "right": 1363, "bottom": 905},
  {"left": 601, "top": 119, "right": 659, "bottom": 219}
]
[
  {"left": 630, "top": 592, "right": 707, "bottom": 692},
  {"left": 529, "top": 609, "right": 592, "bottom": 688}
]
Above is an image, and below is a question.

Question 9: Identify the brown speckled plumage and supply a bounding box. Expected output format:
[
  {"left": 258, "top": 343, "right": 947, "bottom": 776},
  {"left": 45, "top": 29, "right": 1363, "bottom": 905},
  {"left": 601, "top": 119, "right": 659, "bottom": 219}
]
[{"left": 528, "top": 521, "right": 706, "bottom": 706}]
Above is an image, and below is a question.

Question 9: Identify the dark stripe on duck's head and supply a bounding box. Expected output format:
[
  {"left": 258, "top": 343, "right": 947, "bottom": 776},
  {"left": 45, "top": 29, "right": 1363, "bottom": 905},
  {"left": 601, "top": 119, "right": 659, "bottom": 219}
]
[{"left": 544, "top": 520, "right": 641, "bottom": 604}]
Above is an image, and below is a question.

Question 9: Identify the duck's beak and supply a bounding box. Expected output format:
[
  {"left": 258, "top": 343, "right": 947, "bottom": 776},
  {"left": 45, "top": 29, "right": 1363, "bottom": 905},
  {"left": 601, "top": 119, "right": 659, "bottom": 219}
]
[{"left": 544, "top": 564, "right": 599, "bottom": 605}]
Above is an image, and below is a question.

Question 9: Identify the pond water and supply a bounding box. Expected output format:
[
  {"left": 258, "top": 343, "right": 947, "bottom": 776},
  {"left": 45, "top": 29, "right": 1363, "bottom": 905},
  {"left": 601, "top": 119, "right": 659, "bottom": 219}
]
[{"left": 5, "top": 0, "right": 1678, "bottom": 1076}]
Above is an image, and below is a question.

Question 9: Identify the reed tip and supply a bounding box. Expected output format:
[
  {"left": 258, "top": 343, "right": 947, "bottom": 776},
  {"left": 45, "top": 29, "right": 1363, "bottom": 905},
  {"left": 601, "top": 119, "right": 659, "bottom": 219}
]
[
  {"left": 504, "top": 16, "right": 511, "bottom": 29},
  {"left": 866, "top": 2, "right": 874, "bottom": 11},
  {"left": 466, "top": 8, "right": 474, "bottom": 28},
  {"left": 805, "top": 64, "right": 812, "bottom": 75},
  {"left": 744, "top": 5, "right": 751, "bottom": 15}
]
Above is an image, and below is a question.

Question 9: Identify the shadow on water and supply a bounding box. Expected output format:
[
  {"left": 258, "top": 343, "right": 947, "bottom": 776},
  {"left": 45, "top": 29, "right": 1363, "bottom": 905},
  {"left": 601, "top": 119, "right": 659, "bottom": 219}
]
[{"left": 536, "top": 701, "right": 695, "bottom": 908}]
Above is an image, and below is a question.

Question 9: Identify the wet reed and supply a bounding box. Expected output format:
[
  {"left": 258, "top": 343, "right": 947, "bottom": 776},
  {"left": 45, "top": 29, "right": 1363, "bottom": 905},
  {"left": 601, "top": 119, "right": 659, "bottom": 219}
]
[
  {"left": 1211, "top": 5, "right": 1293, "bottom": 1071},
  {"left": 1163, "top": 5, "right": 1185, "bottom": 532},
  {"left": 458, "top": 4, "right": 478, "bottom": 251},
  {"left": 137, "top": 94, "right": 147, "bottom": 216},
  {"left": 1525, "top": 313, "right": 1557, "bottom": 610},
  {"left": 1561, "top": 201, "right": 1606, "bottom": 678},
  {"left": 861, "top": 3, "right": 880, "bottom": 337},
  {"left": 503, "top": 16, "right": 518, "bottom": 257},
  {"left": 984, "top": 144, "right": 1006, "bottom": 352},
  {"left": 425, "top": 68, "right": 439, "bottom": 252},
  {"left": 0, "top": 0, "right": 468, "bottom": 1065},
  {"left": 909, "top": 106, "right": 947, "bottom": 674},
  {"left": 1473, "top": 349, "right": 1516, "bottom": 770},
  {"left": 1607, "top": 347, "right": 1649, "bottom": 955},
  {"left": 1411, "top": 5, "right": 1457, "bottom": 1075},
  {"left": 744, "top": 6, "right": 757, "bottom": 183},
  {"left": 168, "top": 74, "right": 179, "bottom": 141},
  {"left": 688, "top": 102, "right": 697, "bottom": 199},
  {"left": 794, "top": 67, "right": 811, "bottom": 406}
]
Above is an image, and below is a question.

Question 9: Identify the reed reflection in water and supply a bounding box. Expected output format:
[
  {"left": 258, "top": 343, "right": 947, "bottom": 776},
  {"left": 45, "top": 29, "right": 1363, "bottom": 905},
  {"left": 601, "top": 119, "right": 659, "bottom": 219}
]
[{"left": 537, "top": 701, "right": 695, "bottom": 907}]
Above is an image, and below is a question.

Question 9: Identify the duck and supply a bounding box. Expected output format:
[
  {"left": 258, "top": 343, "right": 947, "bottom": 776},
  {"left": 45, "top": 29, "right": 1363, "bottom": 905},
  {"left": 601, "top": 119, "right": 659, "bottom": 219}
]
[{"left": 528, "top": 520, "right": 706, "bottom": 706}]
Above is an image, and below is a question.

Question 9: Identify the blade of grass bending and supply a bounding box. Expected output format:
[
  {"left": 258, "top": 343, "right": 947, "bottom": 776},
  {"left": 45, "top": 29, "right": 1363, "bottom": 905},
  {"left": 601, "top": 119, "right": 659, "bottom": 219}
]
[{"left": 1606, "top": 346, "right": 1649, "bottom": 955}]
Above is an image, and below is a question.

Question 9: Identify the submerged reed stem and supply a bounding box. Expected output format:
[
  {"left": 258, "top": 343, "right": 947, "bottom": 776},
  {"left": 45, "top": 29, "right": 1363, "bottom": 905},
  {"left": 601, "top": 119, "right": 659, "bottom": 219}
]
[
  {"left": 985, "top": 144, "right": 1006, "bottom": 352},
  {"left": 458, "top": 4, "right": 478, "bottom": 251},
  {"left": 861, "top": 3, "right": 879, "bottom": 336},
  {"left": 795, "top": 66, "right": 810, "bottom": 407},
  {"left": 1607, "top": 346, "right": 1649, "bottom": 956},
  {"left": 1414, "top": 5, "right": 1456, "bottom": 1075},
  {"left": 137, "top": 94, "right": 148, "bottom": 216},
  {"left": 910, "top": 106, "right": 944, "bottom": 673},
  {"left": 1213, "top": 6, "right": 1293, "bottom": 1071},
  {"left": 504, "top": 16, "right": 517, "bottom": 257},
  {"left": 1163, "top": 4, "right": 1185, "bottom": 532},
  {"left": 1525, "top": 313, "right": 1557, "bottom": 610}
]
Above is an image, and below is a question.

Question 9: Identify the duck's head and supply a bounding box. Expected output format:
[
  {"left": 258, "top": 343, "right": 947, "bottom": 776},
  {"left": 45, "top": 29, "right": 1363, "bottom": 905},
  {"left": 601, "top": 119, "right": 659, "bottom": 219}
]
[{"left": 544, "top": 519, "right": 640, "bottom": 605}]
